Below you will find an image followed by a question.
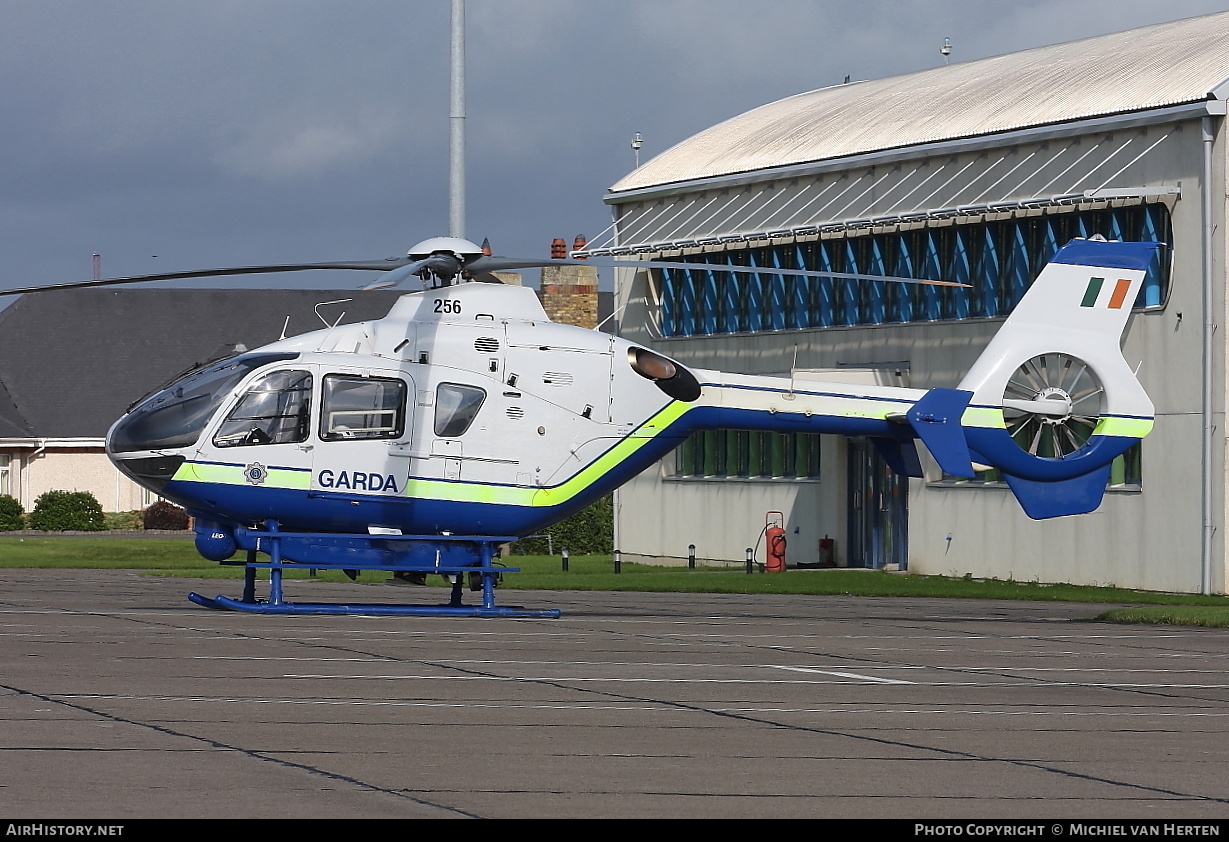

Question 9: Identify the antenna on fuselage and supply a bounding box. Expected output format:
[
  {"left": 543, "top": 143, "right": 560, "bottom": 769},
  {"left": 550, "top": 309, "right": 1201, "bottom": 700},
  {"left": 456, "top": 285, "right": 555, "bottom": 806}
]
[{"left": 314, "top": 299, "right": 352, "bottom": 328}]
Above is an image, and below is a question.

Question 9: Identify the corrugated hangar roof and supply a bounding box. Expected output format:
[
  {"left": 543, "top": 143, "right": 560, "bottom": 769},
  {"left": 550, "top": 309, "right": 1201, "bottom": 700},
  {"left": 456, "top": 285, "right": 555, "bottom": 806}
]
[{"left": 610, "top": 12, "right": 1229, "bottom": 195}]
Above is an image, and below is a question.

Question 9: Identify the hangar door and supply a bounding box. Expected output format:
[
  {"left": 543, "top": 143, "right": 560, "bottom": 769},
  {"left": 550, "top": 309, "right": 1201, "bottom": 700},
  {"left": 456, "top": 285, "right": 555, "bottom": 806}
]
[{"left": 847, "top": 438, "right": 907, "bottom": 570}]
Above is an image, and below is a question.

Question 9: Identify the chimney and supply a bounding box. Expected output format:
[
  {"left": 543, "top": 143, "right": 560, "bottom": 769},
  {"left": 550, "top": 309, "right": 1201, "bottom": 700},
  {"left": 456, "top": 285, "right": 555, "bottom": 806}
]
[{"left": 540, "top": 235, "right": 598, "bottom": 329}]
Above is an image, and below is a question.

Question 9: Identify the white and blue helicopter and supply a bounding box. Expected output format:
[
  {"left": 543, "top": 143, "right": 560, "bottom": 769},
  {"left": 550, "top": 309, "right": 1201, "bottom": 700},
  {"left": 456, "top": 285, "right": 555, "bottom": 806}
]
[{"left": 6, "top": 235, "right": 1159, "bottom": 616}]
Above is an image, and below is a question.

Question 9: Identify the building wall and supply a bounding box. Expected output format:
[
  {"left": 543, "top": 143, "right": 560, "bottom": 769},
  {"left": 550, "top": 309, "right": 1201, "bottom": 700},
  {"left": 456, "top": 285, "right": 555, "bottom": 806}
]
[
  {"left": 619, "top": 436, "right": 847, "bottom": 567},
  {"left": 613, "top": 114, "right": 1224, "bottom": 593},
  {"left": 0, "top": 445, "right": 150, "bottom": 513}
]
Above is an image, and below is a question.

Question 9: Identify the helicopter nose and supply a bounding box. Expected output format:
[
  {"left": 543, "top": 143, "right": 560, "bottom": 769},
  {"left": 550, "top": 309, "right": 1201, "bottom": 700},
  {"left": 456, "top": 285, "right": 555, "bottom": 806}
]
[
  {"left": 109, "top": 451, "right": 186, "bottom": 494},
  {"left": 108, "top": 351, "right": 299, "bottom": 456}
]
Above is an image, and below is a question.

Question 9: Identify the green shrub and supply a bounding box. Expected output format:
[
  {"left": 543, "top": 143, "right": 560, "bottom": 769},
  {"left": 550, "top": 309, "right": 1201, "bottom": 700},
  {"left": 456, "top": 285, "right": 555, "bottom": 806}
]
[
  {"left": 104, "top": 510, "right": 143, "bottom": 531},
  {"left": 516, "top": 495, "right": 613, "bottom": 555},
  {"left": 0, "top": 495, "right": 24, "bottom": 531},
  {"left": 142, "top": 500, "right": 189, "bottom": 531},
  {"left": 28, "top": 490, "right": 105, "bottom": 532}
]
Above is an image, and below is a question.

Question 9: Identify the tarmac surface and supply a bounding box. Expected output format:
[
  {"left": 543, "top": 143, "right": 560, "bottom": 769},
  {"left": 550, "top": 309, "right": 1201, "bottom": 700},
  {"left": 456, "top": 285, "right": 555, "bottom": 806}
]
[{"left": 2, "top": 568, "right": 1228, "bottom": 819}]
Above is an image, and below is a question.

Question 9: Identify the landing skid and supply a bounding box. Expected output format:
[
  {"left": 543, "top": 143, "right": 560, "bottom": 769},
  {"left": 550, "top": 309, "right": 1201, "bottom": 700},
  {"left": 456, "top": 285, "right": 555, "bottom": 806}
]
[{"left": 187, "top": 523, "right": 561, "bottom": 618}]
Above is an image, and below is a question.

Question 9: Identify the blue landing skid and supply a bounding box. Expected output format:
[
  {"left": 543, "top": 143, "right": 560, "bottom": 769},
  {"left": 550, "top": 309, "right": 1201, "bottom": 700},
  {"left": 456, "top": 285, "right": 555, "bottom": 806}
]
[{"left": 187, "top": 523, "right": 561, "bottom": 618}]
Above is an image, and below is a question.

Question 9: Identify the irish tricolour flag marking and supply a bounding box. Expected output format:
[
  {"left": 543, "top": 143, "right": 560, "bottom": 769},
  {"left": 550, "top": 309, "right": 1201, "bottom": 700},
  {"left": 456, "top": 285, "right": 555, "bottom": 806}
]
[{"left": 1080, "top": 276, "right": 1132, "bottom": 309}]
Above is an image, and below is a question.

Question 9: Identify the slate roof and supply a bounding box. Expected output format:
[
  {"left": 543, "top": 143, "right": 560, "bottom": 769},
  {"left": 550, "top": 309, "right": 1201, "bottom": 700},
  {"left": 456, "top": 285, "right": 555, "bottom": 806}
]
[
  {"left": 0, "top": 286, "right": 616, "bottom": 440},
  {"left": 0, "top": 289, "right": 403, "bottom": 439}
]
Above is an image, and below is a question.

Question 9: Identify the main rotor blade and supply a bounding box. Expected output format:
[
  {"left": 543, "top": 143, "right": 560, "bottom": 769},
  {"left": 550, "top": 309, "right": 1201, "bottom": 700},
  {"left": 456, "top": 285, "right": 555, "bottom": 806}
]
[
  {"left": 361, "top": 257, "right": 435, "bottom": 291},
  {"left": 472, "top": 254, "right": 968, "bottom": 288},
  {"left": 363, "top": 254, "right": 466, "bottom": 290},
  {"left": 606, "top": 258, "right": 968, "bottom": 287},
  {"left": 0, "top": 258, "right": 414, "bottom": 297},
  {"left": 465, "top": 255, "right": 574, "bottom": 273}
]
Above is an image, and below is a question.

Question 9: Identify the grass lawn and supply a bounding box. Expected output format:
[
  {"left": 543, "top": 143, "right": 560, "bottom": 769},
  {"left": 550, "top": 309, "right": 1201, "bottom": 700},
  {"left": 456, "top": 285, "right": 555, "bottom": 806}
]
[{"left": 2, "top": 536, "right": 1228, "bottom": 626}]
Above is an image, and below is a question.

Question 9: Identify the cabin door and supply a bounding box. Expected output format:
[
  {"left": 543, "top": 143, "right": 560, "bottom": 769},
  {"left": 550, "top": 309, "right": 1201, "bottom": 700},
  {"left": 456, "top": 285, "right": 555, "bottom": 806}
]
[{"left": 310, "top": 367, "right": 416, "bottom": 506}]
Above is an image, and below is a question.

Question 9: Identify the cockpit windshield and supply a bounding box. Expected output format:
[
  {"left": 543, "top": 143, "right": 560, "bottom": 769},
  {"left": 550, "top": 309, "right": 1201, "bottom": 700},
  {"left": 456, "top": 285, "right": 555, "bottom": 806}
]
[{"left": 108, "top": 353, "right": 299, "bottom": 454}]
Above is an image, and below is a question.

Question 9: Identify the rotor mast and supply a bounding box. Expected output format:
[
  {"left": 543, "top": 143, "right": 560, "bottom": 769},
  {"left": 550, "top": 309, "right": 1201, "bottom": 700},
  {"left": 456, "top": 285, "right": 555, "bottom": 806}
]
[{"left": 449, "top": 0, "right": 465, "bottom": 239}]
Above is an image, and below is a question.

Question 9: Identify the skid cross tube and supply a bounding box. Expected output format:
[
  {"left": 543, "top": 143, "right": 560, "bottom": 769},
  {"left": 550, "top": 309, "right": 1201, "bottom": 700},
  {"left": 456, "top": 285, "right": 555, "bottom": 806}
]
[{"left": 187, "top": 521, "right": 560, "bottom": 618}]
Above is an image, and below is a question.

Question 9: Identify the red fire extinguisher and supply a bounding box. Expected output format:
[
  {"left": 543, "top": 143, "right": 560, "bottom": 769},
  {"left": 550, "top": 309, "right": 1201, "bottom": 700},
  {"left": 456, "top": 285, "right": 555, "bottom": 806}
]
[{"left": 765, "top": 511, "right": 787, "bottom": 572}]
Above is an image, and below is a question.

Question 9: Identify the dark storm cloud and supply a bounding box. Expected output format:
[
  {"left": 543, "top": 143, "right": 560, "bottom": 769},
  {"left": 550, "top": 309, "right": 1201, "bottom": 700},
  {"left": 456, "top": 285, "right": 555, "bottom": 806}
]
[{"left": 1, "top": 0, "right": 1224, "bottom": 294}]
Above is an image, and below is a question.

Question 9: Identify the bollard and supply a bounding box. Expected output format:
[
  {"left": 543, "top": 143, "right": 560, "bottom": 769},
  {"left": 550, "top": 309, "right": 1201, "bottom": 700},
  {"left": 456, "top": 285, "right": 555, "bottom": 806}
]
[
  {"left": 614, "top": 549, "right": 621, "bottom": 574},
  {"left": 745, "top": 547, "right": 754, "bottom": 575},
  {"left": 561, "top": 547, "right": 569, "bottom": 572},
  {"left": 688, "top": 544, "right": 696, "bottom": 570}
]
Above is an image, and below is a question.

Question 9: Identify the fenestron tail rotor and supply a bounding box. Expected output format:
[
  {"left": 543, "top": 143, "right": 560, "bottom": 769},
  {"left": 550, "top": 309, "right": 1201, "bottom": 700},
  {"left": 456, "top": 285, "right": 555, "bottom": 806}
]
[{"left": 1002, "top": 353, "right": 1105, "bottom": 459}]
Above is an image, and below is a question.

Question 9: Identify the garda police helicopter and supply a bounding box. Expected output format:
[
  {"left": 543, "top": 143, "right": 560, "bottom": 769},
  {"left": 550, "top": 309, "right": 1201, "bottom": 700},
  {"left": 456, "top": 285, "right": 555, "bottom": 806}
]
[{"left": 3, "top": 234, "right": 1159, "bottom": 617}]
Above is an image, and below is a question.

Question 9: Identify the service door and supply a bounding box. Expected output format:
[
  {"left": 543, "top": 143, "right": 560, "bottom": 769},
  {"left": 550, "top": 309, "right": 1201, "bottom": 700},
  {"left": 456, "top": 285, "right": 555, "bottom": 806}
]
[{"left": 847, "top": 438, "right": 908, "bottom": 570}]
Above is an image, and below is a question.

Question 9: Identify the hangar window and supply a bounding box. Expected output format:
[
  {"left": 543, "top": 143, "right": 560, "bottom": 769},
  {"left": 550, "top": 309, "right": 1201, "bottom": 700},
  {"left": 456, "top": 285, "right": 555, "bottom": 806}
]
[
  {"left": 936, "top": 442, "right": 1142, "bottom": 491},
  {"left": 671, "top": 429, "right": 821, "bottom": 481},
  {"left": 655, "top": 203, "right": 1170, "bottom": 336}
]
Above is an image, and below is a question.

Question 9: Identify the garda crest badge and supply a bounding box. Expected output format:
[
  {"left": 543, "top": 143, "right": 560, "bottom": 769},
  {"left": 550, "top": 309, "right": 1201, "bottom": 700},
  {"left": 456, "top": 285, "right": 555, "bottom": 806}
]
[{"left": 244, "top": 462, "right": 268, "bottom": 486}]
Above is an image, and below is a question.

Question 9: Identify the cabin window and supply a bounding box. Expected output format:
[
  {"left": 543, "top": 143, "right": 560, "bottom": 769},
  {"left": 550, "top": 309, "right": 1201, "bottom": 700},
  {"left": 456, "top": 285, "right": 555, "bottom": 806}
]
[
  {"left": 214, "top": 370, "right": 313, "bottom": 448},
  {"left": 434, "top": 384, "right": 486, "bottom": 437},
  {"left": 320, "top": 375, "right": 406, "bottom": 441}
]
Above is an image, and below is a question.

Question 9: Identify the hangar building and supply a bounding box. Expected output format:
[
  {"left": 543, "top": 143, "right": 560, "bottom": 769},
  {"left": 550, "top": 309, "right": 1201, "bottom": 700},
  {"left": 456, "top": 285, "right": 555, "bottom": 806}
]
[{"left": 595, "top": 13, "right": 1229, "bottom": 594}]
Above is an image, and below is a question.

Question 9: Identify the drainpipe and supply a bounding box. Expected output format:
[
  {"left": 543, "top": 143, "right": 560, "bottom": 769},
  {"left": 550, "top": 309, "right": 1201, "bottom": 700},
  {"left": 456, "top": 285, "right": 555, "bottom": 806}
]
[
  {"left": 24, "top": 440, "right": 46, "bottom": 510},
  {"left": 1201, "top": 112, "right": 1220, "bottom": 596}
]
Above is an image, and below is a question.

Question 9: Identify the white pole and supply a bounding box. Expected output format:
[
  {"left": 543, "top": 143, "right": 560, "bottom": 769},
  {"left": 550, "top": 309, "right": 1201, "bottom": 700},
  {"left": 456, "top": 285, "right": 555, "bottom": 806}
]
[{"left": 449, "top": 0, "right": 466, "bottom": 239}]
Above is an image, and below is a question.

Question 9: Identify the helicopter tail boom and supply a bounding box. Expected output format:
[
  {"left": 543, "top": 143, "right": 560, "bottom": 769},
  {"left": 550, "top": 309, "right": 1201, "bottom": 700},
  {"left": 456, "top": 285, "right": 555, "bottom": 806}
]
[{"left": 683, "top": 239, "right": 1158, "bottom": 519}]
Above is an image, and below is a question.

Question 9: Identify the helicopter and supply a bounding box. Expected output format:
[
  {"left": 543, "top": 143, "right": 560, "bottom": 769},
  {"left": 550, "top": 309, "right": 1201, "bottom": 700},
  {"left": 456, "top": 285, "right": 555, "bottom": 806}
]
[{"left": 5, "top": 234, "right": 1159, "bottom": 617}]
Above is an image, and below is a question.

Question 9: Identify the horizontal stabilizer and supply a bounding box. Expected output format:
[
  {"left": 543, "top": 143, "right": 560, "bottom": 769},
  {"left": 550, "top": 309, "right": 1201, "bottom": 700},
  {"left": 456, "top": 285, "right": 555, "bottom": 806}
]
[
  {"left": 1002, "top": 465, "right": 1111, "bottom": 520},
  {"left": 907, "top": 388, "right": 974, "bottom": 478},
  {"left": 871, "top": 436, "right": 923, "bottom": 478}
]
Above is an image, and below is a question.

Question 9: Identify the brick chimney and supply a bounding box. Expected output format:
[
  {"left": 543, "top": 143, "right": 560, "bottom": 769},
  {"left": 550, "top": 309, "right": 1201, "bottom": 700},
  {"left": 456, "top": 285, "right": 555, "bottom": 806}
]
[{"left": 540, "top": 235, "right": 598, "bottom": 329}]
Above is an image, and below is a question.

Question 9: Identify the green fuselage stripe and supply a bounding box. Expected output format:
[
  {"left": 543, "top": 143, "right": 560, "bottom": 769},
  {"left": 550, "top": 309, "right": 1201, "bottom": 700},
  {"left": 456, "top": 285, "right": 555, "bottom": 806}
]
[
  {"left": 170, "top": 400, "right": 695, "bottom": 510},
  {"left": 400, "top": 400, "right": 693, "bottom": 509},
  {"left": 173, "top": 461, "right": 311, "bottom": 490},
  {"left": 164, "top": 391, "right": 1153, "bottom": 514},
  {"left": 961, "top": 406, "right": 1007, "bottom": 429},
  {"left": 1092, "top": 416, "right": 1153, "bottom": 438}
]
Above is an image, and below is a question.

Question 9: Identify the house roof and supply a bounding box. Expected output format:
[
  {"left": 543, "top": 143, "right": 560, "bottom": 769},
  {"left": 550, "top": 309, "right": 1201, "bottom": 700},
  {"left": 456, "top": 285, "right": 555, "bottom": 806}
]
[
  {"left": 0, "top": 288, "right": 403, "bottom": 439},
  {"left": 611, "top": 12, "right": 1229, "bottom": 194},
  {"left": 0, "top": 378, "right": 31, "bottom": 438}
]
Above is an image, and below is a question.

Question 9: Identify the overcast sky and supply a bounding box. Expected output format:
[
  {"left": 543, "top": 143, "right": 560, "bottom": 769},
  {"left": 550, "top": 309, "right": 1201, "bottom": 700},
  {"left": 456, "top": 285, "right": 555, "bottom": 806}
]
[{"left": 1, "top": 0, "right": 1226, "bottom": 299}]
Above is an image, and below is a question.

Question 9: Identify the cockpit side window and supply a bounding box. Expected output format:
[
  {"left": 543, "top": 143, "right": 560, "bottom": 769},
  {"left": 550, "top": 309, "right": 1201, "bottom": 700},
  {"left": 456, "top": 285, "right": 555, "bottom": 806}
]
[
  {"left": 434, "top": 383, "right": 486, "bottom": 437},
  {"left": 320, "top": 375, "right": 406, "bottom": 441},
  {"left": 214, "top": 370, "right": 313, "bottom": 448}
]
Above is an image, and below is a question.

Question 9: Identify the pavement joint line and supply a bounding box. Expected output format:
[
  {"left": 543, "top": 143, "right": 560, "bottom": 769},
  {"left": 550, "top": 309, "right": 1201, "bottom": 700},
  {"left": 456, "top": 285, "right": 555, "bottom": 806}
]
[
  {"left": 1, "top": 682, "right": 482, "bottom": 818},
  {"left": 768, "top": 666, "right": 915, "bottom": 683}
]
